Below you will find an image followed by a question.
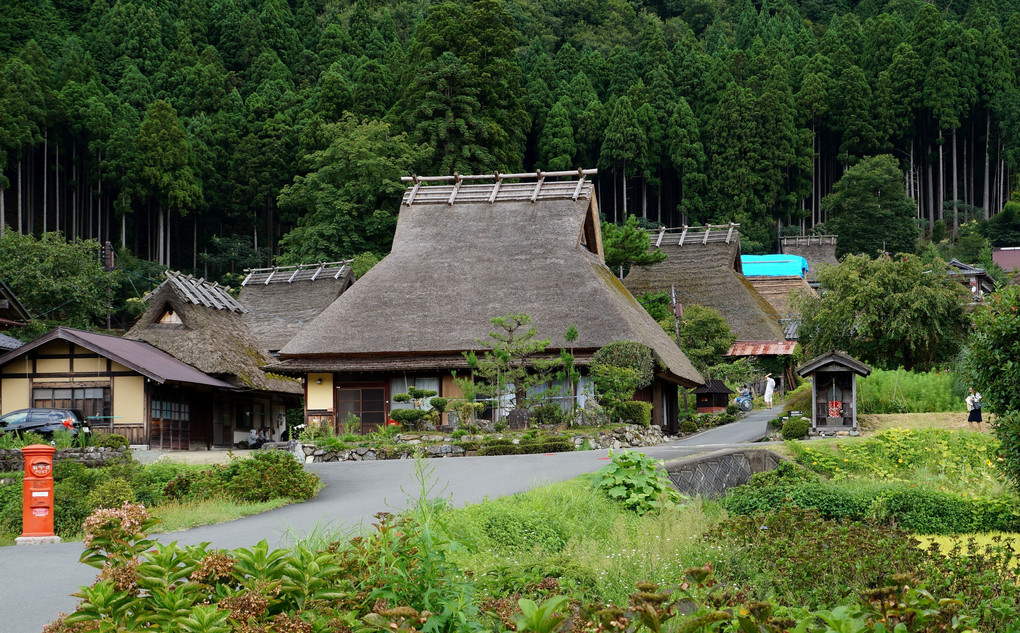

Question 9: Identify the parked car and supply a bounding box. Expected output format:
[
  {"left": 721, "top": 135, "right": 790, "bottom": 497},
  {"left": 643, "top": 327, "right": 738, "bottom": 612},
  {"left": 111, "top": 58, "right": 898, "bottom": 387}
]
[{"left": 0, "top": 408, "right": 92, "bottom": 439}]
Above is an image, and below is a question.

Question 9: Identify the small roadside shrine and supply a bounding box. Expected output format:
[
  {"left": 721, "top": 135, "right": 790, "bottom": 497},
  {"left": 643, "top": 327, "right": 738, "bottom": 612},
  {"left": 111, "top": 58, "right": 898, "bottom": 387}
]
[
  {"left": 692, "top": 379, "right": 733, "bottom": 413},
  {"left": 796, "top": 350, "right": 872, "bottom": 435}
]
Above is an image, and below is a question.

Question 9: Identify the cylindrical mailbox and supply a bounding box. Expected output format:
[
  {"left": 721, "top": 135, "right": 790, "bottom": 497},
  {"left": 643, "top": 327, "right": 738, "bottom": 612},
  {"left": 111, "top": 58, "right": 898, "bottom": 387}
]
[{"left": 20, "top": 444, "right": 57, "bottom": 539}]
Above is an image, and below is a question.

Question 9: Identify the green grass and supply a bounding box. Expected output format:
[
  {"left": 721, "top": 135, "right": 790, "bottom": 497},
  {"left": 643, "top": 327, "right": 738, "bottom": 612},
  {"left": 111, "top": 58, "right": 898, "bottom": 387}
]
[
  {"left": 857, "top": 368, "right": 966, "bottom": 413},
  {"left": 148, "top": 497, "right": 295, "bottom": 533},
  {"left": 440, "top": 474, "right": 727, "bottom": 606}
]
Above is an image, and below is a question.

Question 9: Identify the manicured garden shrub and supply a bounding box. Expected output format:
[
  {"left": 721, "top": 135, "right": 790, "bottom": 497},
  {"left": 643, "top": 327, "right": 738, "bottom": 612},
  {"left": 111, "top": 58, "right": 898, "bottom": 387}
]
[
  {"left": 224, "top": 450, "right": 318, "bottom": 502},
  {"left": 615, "top": 400, "right": 652, "bottom": 426},
  {"left": 679, "top": 417, "right": 698, "bottom": 434},
  {"left": 92, "top": 432, "right": 129, "bottom": 449},
  {"left": 726, "top": 402, "right": 739, "bottom": 415},
  {"left": 591, "top": 341, "right": 654, "bottom": 388},
  {"left": 781, "top": 417, "right": 809, "bottom": 440},
  {"left": 451, "top": 429, "right": 468, "bottom": 439},
  {"left": 477, "top": 438, "right": 573, "bottom": 456},
  {"left": 533, "top": 402, "right": 568, "bottom": 426}
]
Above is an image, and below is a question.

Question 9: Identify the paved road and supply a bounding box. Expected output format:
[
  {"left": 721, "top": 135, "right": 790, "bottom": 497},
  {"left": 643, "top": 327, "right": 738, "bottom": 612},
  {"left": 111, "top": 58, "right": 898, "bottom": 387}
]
[{"left": 0, "top": 410, "right": 772, "bottom": 633}]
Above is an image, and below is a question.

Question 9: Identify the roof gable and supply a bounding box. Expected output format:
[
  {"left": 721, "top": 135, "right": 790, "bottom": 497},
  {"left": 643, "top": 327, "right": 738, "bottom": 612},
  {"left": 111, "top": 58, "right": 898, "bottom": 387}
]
[
  {"left": 145, "top": 271, "right": 246, "bottom": 313},
  {"left": 128, "top": 273, "right": 301, "bottom": 394},
  {"left": 797, "top": 350, "right": 872, "bottom": 377}
]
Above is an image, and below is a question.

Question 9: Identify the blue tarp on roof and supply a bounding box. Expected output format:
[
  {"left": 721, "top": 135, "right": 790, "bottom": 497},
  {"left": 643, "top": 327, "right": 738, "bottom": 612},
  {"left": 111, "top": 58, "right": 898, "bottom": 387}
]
[{"left": 741, "top": 254, "right": 809, "bottom": 278}]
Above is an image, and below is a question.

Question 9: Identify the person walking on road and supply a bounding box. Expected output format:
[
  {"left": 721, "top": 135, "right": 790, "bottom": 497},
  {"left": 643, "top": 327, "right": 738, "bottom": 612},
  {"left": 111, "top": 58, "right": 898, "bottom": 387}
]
[
  {"left": 966, "top": 387, "right": 984, "bottom": 432},
  {"left": 764, "top": 373, "right": 776, "bottom": 409}
]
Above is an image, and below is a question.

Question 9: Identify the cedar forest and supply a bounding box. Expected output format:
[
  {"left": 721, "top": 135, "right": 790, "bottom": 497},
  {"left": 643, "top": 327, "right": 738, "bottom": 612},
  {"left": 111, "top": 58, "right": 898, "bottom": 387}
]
[{"left": 2, "top": 0, "right": 1020, "bottom": 288}]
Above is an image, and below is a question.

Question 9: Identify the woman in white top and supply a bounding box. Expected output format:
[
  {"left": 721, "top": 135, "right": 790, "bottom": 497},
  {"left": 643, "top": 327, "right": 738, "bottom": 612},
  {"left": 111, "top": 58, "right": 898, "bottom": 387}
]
[
  {"left": 764, "top": 373, "right": 776, "bottom": 409},
  {"left": 965, "top": 387, "right": 983, "bottom": 432}
]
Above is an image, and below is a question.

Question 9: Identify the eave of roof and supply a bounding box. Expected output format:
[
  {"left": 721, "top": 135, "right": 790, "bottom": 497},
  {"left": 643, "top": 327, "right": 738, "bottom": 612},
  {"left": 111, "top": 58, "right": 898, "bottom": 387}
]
[
  {"left": 0, "top": 326, "right": 238, "bottom": 389},
  {"left": 796, "top": 350, "right": 872, "bottom": 377}
]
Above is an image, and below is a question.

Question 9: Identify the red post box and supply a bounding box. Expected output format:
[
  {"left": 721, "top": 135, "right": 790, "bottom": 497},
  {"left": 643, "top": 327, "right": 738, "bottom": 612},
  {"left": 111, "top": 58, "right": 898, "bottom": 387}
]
[{"left": 16, "top": 444, "right": 61, "bottom": 545}]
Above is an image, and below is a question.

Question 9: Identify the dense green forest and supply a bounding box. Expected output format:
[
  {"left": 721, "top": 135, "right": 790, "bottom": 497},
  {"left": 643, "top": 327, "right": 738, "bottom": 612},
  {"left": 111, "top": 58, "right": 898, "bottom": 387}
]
[{"left": 1, "top": 0, "right": 1019, "bottom": 278}]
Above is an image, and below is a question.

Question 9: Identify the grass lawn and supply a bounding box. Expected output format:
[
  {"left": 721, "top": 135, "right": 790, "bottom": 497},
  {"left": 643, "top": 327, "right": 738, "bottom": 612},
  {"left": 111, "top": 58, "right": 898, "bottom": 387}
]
[
  {"left": 149, "top": 497, "right": 295, "bottom": 533},
  {"left": 860, "top": 411, "right": 995, "bottom": 434}
]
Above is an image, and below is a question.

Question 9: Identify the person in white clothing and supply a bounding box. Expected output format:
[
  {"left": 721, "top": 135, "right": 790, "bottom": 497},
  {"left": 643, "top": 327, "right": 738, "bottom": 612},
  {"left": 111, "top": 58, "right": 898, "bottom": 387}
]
[
  {"left": 764, "top": 373, "right": 776, "bottom": 409},
  {"left": 965, "top": 387, "right": 983, "bottom": 432}
]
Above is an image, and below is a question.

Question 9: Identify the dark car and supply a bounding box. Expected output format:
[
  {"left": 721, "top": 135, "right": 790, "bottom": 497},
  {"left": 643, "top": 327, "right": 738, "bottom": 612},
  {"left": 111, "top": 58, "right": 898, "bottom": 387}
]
[{"left": 0, "top": 408, "right": 92, "bottom": 438}]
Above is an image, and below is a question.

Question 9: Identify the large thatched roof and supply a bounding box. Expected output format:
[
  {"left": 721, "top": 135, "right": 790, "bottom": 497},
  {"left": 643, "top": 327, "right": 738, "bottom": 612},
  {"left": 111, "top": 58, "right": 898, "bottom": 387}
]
[
  {"left": 126, "top": 272, "right": 301, "bottom": 394},
  {"left": 275, "top": 171, "right": 702, "bottom": 387},
  {"left": 622, "top": 226, "right": 785, "bottom": 342},
  {"left": 780, "top": 235, "right": 839, "bottom": 283},
  {"left": 239, "top": 262, "right": 355, "bottom": 353}
]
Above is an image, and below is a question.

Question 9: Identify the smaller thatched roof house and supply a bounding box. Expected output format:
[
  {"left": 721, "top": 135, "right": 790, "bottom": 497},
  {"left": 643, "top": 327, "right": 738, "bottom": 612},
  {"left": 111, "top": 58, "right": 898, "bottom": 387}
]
[
  {"left": 239, "top": 262, "right": 355, "bottom": 354},
  {"left": 622, "top": 225, "right": 785, "bottom": 342},
  {"left": 780, "top": 235, "right": 839, "bottom": 286},
  {"left": 127, "top": 271, "right": 301, "bottom": 395}
]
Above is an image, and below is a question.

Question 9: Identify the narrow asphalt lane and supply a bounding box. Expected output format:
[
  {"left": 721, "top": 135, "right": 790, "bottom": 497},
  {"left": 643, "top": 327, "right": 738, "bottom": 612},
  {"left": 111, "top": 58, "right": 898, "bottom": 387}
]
[{"left": 0, "top": 408, "right": 772, "bottom": 633}]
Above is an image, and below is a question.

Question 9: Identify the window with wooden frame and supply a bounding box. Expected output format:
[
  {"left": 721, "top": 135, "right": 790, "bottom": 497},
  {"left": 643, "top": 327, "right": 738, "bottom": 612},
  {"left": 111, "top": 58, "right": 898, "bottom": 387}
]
[
  {"left": 336, "top": 383, "right": 387, "bottom": 433},
  {"left": 33, "top": 385, "right": 111, "bottom": 419}
]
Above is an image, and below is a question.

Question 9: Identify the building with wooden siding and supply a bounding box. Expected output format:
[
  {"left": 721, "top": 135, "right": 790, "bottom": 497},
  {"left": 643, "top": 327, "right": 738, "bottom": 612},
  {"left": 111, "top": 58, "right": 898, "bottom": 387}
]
[
  {"left": 238, "top": 261, "right": 355, "bottom": 355},
  {"left": 125, "top": 271, "right": 302, "bottom": 447},
  {"left": 268, "top": 170, "right": 703, "bottom": 433},
  {"left": 0, "top": 327, "right": 238, "bottom": 447}
]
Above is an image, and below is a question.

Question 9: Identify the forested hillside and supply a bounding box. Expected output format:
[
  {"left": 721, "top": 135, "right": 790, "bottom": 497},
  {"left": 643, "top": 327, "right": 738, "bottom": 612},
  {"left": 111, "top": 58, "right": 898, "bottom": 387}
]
[{"left": 1, "top": 0, "right": 1019, "bottom": 276}]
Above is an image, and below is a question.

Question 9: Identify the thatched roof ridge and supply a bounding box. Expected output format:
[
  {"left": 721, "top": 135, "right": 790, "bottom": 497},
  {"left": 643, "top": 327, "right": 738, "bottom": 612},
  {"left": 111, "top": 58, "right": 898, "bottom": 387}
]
[
  {"left": 239, "top": 262, "right": 355, "bottom": 353},
  {"left": 747, "top": 276, "right": 816, "bottom": 317},
  {"left": 781, "top": 235, "right": 839, "bottom": 283},
  {"left": 145, "top": 271, "right": 246, "bottom": 313},
  {"left": 277, "top": 177, "right": 701, "bottom": 387},
  {"left": 127, "top": 278, "right": 301, "bottom": 394},
  {"left": 622, "top": 227, "right": 784, "bottom": 342}
]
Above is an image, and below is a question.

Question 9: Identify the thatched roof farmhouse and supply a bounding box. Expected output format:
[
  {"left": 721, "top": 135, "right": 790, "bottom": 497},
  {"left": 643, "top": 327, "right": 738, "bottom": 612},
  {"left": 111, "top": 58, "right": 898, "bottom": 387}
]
[
  {"left": 622, "top": 225, "right": 786, "bottom": 342},
  {"left": 239, "top": 261, "right": 355, "bottom": 354},
  {"left": 272, "top": 170, "right": 703, "bottom": 433}
]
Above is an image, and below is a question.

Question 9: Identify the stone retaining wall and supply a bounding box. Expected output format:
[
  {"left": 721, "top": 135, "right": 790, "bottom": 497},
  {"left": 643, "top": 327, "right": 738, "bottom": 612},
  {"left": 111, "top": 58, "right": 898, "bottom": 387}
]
[
  {"left": 0, "top": 446, "right": 130, "bottom": 473},
  {"left": 664, "top": 448, "right": 786, "bottom": 498},
  {"left": 281, "top": 424, "right": 675, "bottom": 463}
]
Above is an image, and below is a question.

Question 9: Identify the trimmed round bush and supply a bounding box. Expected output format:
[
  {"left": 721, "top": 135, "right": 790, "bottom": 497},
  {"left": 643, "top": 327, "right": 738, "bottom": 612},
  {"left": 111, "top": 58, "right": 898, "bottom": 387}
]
[
  {"left": 93, "top": 433, "right": 129, "bottom": 449},
  {"left": 679, "top": 417, "right": 698, "bottom": 434},
  {"left": 781, "top": 417, "right": 810, "bottom": 440},
  {"left": 616, "top": 400, "right": 652, "bottom": 426}
]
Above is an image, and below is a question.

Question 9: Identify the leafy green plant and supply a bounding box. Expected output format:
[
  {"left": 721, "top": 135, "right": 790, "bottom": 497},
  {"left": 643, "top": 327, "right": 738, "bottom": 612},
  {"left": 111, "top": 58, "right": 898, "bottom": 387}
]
[
  {"left": 616, "top": 401, "right": 652, "bottom": 426},
  {"left": 85, "top": 477, "right": 136, "bottom": 510},
  {"left": 857, "top": 368, "right": 965, "bottom": 413},
  {"left": 92, "top": 433, "right": 130, "bottom": 449},
  {"left": 224, "top": 450, "right": 319, "bottom": 503},
  {"left": 781, "top": 417, "right": 809, "bottom": 440},
  {"left": 592, "top": 450, "right": 681, "bottom": 515}
]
